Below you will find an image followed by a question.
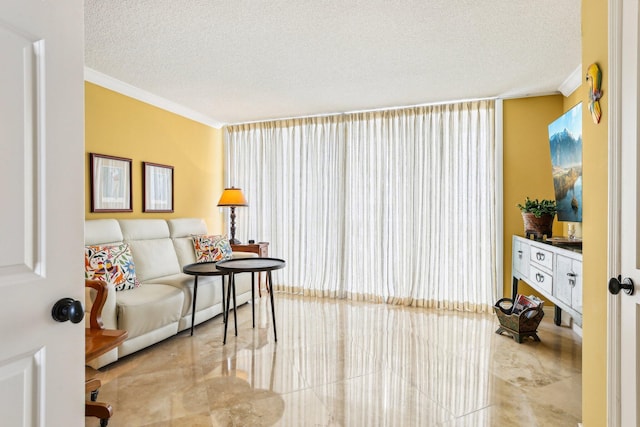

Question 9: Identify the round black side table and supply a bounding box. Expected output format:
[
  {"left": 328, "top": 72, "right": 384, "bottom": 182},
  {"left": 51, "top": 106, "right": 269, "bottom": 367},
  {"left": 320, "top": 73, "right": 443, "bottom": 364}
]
[
  {"left": 182, "top": 261, "right": 229, "bottom": 336},
  {"left": 216, "top": 257, "right": 286, "bottom": 344}
]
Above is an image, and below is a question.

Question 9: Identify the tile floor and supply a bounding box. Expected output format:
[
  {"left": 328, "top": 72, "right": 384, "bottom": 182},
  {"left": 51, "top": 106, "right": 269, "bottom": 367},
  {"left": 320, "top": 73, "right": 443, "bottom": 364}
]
[{"left": 86, "top": 293, "right": 582, "bottom": 426}]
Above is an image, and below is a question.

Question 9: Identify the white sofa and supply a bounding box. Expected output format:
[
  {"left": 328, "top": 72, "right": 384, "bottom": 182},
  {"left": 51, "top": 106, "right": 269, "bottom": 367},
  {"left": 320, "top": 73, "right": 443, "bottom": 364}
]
[{"left": 85, "top": 218, "right": 255, "bottom": 368}]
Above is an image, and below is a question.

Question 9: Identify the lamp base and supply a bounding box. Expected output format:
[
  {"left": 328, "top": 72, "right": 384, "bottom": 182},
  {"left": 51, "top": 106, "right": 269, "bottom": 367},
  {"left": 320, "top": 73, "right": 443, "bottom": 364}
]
[{"left": 229, "top": 238, "right": 242, "bottom": 245}]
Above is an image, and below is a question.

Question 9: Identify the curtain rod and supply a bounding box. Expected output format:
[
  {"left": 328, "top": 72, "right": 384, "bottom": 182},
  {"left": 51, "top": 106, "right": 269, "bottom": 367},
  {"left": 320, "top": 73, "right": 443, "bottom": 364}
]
[
  {"left": 225, "top": 90, "right": 561, "bottom": 128},
  {"left": 226, "top": 96, "right": 498, "bottom": 127}
]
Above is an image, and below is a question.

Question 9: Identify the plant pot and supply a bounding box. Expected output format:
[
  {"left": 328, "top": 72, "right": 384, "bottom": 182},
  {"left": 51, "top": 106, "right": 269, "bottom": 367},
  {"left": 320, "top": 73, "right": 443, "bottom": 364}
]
[{"left": 522, "top": 212, "right": 554, "bottom": 240}]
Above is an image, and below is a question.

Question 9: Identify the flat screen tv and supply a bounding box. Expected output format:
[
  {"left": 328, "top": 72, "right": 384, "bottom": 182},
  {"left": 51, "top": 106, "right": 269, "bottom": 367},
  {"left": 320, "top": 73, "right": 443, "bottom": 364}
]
[{"left": 548, "top": 102, "right": 582, "bottom": 222}]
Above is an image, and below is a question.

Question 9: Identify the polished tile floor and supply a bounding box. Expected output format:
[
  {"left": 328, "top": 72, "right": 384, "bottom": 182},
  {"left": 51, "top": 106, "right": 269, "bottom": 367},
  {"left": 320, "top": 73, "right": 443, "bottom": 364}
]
[{"left": 86, "top": 294, "right": 582, "bottom": 426}]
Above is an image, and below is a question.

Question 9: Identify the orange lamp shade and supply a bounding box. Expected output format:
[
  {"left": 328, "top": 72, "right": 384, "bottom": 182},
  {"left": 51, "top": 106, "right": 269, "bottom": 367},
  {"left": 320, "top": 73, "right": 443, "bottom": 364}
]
[{"left": 217, "top": 187, "right": 248, "bottom": 207}]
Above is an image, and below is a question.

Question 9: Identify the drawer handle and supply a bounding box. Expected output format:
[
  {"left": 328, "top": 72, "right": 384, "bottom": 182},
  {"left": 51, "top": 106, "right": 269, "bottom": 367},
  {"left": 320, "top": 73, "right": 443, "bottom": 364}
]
[
  {"left": 536, "top": 252, "right": 545, "bottom": 261},
  {"left": 518, "top": 250, "right": 523, "bottom": 258},
  {"left": 536, "top": 273, "right": 544, "bottom": 283}
]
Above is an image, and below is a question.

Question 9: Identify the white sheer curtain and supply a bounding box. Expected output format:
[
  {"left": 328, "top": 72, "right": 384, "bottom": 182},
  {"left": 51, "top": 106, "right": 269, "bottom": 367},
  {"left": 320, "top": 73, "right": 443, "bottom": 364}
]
[{"left": 226, "top": 100, "right": 498, "bottom": 312}]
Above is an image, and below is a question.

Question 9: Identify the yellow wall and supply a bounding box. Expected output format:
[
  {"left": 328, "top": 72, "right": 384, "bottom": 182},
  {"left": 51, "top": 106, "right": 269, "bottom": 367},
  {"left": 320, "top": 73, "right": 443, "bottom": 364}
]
[
  {"left": 84, "top": 82, "right": 226, "bottom": 233},
  {"left": 581, "top": 0, "right": 609, "bottom": 423},
  {"left": 502, "top": 95, "right": 564, "bottom": 298}
]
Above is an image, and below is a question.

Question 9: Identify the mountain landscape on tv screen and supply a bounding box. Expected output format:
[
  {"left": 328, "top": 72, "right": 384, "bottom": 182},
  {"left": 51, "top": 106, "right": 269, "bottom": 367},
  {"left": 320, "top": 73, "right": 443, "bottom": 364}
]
[
  {"left": 548, "top": 104, "right": 583, "bottom": 222},
  {"left": 549, "top": 128, "right": 582, "bottom": 167}
]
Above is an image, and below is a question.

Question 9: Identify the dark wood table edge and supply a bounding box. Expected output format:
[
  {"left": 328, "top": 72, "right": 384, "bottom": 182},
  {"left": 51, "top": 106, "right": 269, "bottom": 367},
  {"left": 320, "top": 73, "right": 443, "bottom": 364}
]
[
  {"left": 215, "top": 257, "right": 286, "bottom": 273},
  {"left": 85, "top": 329, "right": 128, "bottom": 362}
]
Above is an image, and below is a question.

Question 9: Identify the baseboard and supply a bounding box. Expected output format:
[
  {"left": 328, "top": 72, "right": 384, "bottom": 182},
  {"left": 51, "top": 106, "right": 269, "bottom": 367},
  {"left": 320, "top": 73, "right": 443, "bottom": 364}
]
[{"left": 541, "top": 306, "right": 583, "bottom": 338}]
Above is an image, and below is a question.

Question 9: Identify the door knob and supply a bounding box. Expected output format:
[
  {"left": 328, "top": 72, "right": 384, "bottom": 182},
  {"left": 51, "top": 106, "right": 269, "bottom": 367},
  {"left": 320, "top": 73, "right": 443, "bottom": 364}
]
[
  {"left": 51, "top": 298, "right": 84, "bottom": 323},
  {"left": 608, "top": 275, "right": 635, "bottom": 296}
]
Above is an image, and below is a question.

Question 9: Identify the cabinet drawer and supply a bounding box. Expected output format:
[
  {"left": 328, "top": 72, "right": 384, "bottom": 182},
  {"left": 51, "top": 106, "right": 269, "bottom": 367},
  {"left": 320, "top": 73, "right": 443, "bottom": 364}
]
[
  {"left": 555, "top": 255, "right": 582, "bottom": 312},
  {"left": 529, "top": 265, "right": 553, "bottom": 294},
  {"left": 530, "top": 244, "right": 553, "bottom": 270},
  {"left": 512, "top": 238, "right": 530, "bottom": 278}
]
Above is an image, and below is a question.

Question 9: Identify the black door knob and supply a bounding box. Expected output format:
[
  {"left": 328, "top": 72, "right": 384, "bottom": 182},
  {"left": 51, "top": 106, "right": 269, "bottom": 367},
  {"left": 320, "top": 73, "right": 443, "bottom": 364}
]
[
  {"left": 608, "top": 275, "right": 635, "bottom": 296},
  {"left": 51, "top": 298, "right": 84, "bottom": 323}
]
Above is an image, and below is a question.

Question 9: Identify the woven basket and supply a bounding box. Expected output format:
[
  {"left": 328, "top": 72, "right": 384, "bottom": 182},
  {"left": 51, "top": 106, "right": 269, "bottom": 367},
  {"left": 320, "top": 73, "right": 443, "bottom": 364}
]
[{"left": 494, "top": 297, "right": 545, "bottom": 343}]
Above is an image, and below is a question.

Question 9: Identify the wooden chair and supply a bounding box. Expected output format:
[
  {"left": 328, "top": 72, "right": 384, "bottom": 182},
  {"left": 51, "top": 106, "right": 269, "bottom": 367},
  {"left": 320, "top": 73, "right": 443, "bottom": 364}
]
[{"left": 85, "top": 279, "right": 127, "bottom": 427}]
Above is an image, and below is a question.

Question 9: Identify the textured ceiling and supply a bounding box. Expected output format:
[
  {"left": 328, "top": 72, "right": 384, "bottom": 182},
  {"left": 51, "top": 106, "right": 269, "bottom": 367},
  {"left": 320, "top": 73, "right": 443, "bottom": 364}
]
[{"left": 84, "top": 0, "right": 581, "bottom": 126}]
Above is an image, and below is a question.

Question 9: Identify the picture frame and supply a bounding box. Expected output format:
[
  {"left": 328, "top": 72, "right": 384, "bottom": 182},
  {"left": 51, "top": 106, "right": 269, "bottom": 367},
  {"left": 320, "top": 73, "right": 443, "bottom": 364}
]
[
  {"left": 143, "top": 162, "right": 174, "bottom": 212},
  {"left": 90, "top": 153, "right": 132, "bottom": 212}
]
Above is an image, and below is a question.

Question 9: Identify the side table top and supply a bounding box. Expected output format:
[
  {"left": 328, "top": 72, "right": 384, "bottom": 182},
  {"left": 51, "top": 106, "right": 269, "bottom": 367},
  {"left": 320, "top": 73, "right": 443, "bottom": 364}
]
[
  {"left": 183, "top": 261, "right": 228, "bottom": 276},
  {"left": 216, "top": 257, "right": 286, "bottom": 273},
  {"left": 85, "top": 328, "right": 128, "bottom": 362},
  {"left": 231, "top": 242, "right": 269, "bottom": 250}
]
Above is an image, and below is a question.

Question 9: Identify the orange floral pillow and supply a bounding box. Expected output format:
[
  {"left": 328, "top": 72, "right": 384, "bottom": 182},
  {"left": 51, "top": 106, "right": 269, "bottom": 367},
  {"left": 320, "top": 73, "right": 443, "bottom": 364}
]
[
  {"left": 192, "top": 235, "right": 232, "bottom": 263},
  {"left": 84, "top": 243, "right": 140, "bottom": 291}
]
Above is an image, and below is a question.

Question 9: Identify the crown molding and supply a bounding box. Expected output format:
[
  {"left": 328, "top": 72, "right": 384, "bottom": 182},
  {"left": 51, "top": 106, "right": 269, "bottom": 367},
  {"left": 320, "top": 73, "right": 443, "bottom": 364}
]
[
  {"left": 84, "top": 67, "right": 225, "bottom": 129},
  {"left": 558, "top": 65, "right": 583, "bottom": 97}
]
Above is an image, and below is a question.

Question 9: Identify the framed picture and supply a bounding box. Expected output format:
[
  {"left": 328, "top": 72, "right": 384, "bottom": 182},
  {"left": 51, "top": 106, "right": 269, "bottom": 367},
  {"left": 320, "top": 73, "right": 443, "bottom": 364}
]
[
  {"left": 143, "top": 162, "right": 174, "bottom": 212},
  {"left": 90, "top": 153, "right": 132, "bottom": 212}
]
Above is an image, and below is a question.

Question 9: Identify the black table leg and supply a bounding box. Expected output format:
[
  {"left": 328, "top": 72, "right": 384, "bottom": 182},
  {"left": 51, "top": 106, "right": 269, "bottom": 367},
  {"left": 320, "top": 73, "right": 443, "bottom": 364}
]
[
  {"left": 554, "top": 306, "right": 562, "bottom": 326},
  {"left": 221, "top": 275, "right": 226, "bottom": 324},
  {"left": 232, "top": 274, "right": 238, "bottom": 337},
  {"left": 224, "top": 273, "right": 233, "bottom": 344},
  {"left": 267, "top": 271, "right": 277, "bottom": 342},
  {"left": 190, "top": 275, "right": 199, "bottom": 336},
  {"left": 251, "top": 272, "right": 255, "bottom": 328}
]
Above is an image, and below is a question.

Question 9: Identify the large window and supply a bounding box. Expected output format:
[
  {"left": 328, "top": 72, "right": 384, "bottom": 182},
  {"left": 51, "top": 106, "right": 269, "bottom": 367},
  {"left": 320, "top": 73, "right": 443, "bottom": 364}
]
[{"left": 226, "top": 100, "right": 499, "bottom": 312}]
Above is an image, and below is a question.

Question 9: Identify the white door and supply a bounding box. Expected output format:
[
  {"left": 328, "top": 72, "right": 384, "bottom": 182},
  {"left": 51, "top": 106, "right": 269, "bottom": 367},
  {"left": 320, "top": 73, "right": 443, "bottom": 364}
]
[
  {"left": 615, "top": 0, "right": 640, "bottom": 424},
  {"left": 0, "top": 0, "right": 85, "bottom": 425}
]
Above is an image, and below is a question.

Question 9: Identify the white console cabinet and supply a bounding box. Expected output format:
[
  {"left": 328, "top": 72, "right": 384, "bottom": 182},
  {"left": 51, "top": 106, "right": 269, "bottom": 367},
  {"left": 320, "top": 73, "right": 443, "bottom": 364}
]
[{"left": 511, "top": 235, "right": 582, "bottom": 327}]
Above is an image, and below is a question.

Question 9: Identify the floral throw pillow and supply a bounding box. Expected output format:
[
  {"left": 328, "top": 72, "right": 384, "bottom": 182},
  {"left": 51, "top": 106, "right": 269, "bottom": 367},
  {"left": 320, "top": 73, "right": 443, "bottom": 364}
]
[
  {"left": 84, "top": 243, "right": 140, "bottom": 291},
  {"left": 192, "top": 234, "right": 233, "bottom": 263},
  {"left": 84, "top": 245, "right": 111, "bottom": 281}
]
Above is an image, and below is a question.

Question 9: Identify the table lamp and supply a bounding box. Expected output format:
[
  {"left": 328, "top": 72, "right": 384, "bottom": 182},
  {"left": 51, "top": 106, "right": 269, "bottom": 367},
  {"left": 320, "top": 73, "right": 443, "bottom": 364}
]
[{"left": 217, "top": 187, "right": 248, "bottom": 244}]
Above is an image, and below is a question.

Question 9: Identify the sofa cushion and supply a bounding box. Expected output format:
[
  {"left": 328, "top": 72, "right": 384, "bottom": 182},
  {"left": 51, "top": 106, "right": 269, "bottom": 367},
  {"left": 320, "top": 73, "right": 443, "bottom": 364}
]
[
  {"left": 127, "top": 239, "right": 181, "bottom": 282},
  {"left": 115, "top": 284, "right": 184, "bottom": 339},
  {"left": 173, "top": 236, "right": 198, "bottom": 266},
  {"left": 118, "top": 219, "right": 181, "bottom": 282},
  {"left": 192, "top": 234, "right": 232, "bottom": 262},
  {"left": 118, "top": 219, "right": 170, "bottom": 241},
  {"left": 84, "top": 243, "right": 140, "bottom": 291},
  {"left": 168, "top": 218, "right": 208, "bottom": 266},
  {"left": 146, "top": 272, "right": 223, "bottom": 317},
  {"left": 85, "top": 219, "right": 123, "bottom": 246},
  {"left": 167, "top": 218, "right": 208, "bottom": 237}
]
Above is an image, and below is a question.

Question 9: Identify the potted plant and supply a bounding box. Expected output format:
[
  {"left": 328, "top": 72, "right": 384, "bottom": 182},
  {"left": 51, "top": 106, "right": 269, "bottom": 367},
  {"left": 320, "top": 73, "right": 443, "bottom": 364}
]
[{"left": 517, "top": 197, "right": 557, "bottom": 240}]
